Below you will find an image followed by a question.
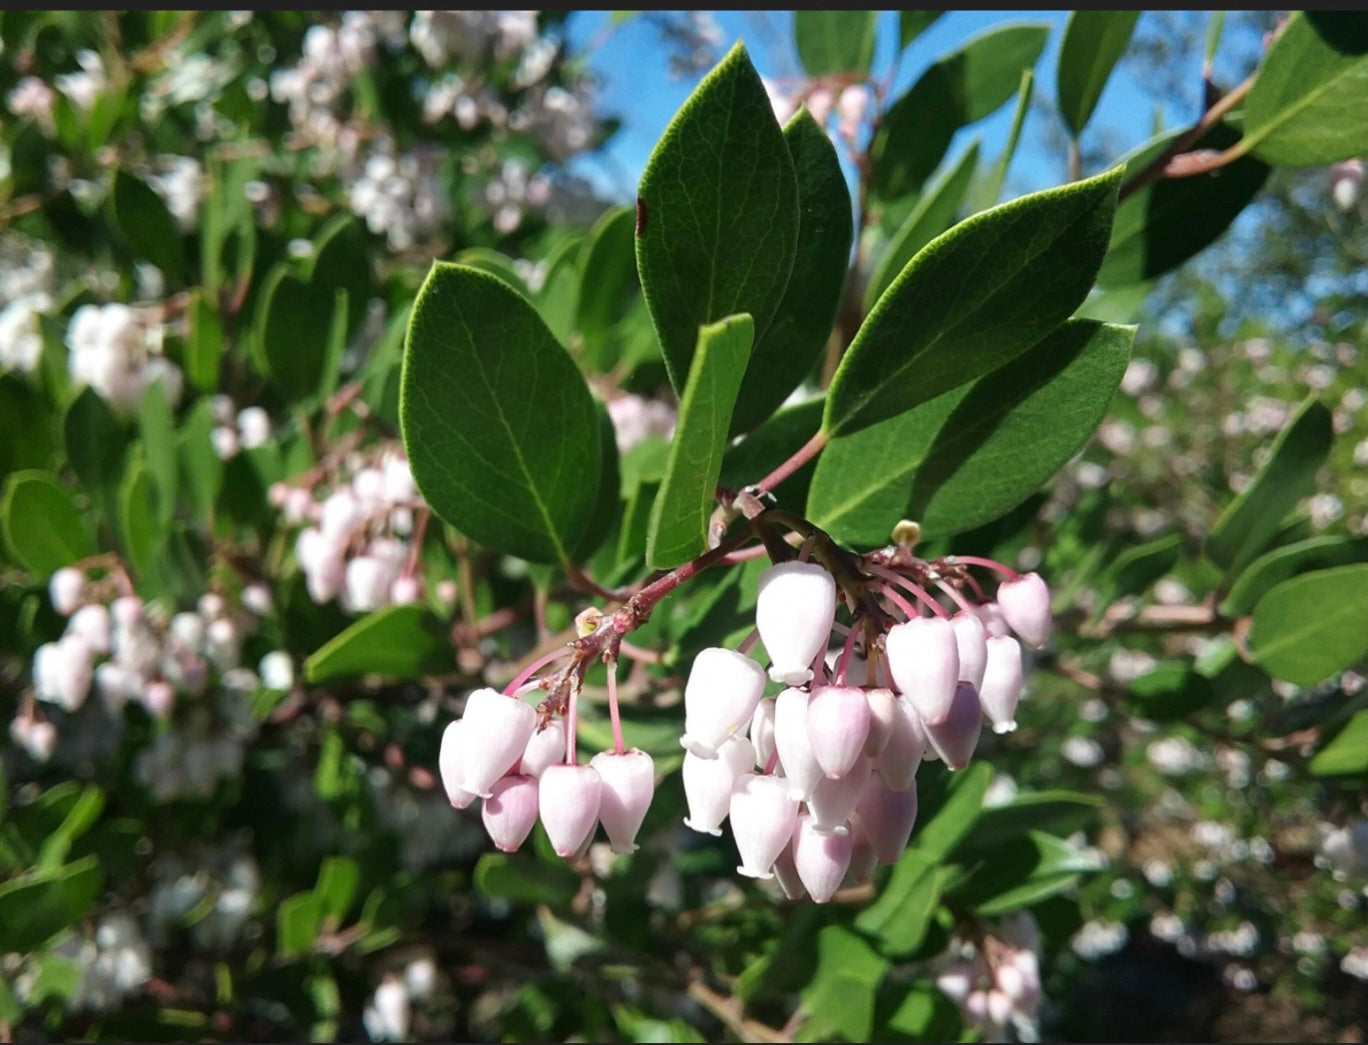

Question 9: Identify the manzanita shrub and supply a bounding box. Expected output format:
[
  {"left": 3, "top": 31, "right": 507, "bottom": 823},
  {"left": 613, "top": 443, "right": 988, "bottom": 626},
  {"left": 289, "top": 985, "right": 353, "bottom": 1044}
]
[{"left": 3, "top": 9, "right": 1368, "bottom": 1043}]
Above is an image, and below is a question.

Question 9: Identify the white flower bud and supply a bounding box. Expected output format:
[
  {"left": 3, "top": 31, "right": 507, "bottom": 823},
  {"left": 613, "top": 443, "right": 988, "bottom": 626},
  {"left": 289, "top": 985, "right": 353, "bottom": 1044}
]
[
  {"left": 68, "top": 602, "right": 111, "bottom": 654},
  {"left": 11, "top": 717, "right": 57, "bottom": 762},
  {"left": 729, "top": 773, "right": 800, "bottom": 879},
  {"left": 481, "top": 774, "right": 540, "bottom": 852},
  {"left": 980, "top": 636, "right": 1025, "bottom": 734},
  {"left": 682, "top": 736, "right": 754, "bottom": 835},
  {"left": 538, "top": 763, "right": 603, "bottom": 857},
  {"left": 389, "top": 575, "right": 420, "bottom": 605},
  {"left": 259, "top": 651, "right": 294, "bottom": 691},
  {"left": 792, "top": 813, "right": 853, "bottom": 903},
  {"left": 459, "top": 688, "right": 536, "bottom": 798},
  {"left": 996, "top": 572, "right": 1052, "bottom": 648},
  {"left": 773, "top": 687, "right": 824, "bottom": 801},
  {"left": 855, "top": 771, "right": 919, "bottom": 864},
  {"left": 320, "top": 488, "right": 365, "bottom": 539},
  {"left": 950, "top": 610, "right": 989, "bottom": 689},
  {"left": 344, "top": 554, "right": 397, "bottom": 613},
  {"left": 874, "top": 696, "right": 928, "bottom": 791},
  {"left": 885, "top": 616, "right": 960, "bottom": 725},
  {"left": 236, "top": 406, "right": 271, "bottom": 449},
  {"left": 924, "top": 681, "right": 983, "bottom": 770},
  {"left": 755, "top": 561, "right": 837, "bottom": 686},
  {"left": 807, "top": 754, "right": 872, "bottom": 835},
  {"left": 806, "top": 685, "right": 871, "bottom": 780},
  {"left": 862, "top": 687, "right": 898, "bottom": 758},
  {"left": 211, "top": 425, "right": 240, "bottom": 460},
  {"left": 679, "top": 647, "right": 767, "bottom": 759},
  {"left": 771, "top": 835, "right": 808, "bottom": 900},
  {"left": 749, "top": 697, "right": 777, "bottom": 769},
  {"left": 518, "top": 719, "right": 566, "bottom": 778},
  {"left": 170, "top": 611, "right": 205, "bottom": 650},
  {"left": 363, "top": 976, "right": 411, "bottom": 1043},
  {"left": 48, "top": 567, "right": 86, "bottom": 616},
  {"left": 590, "top": 748, "right": 656, "bottom": 853},
  {"left": 242, "top": 583, "right": 273, "bottom": 617},
  {"left": 438, "top": 719, "right": 476, "bottom": 809},
  {"left": 33, "top": 637, "right": 94, "bottom": 711},
  {"left": 141, "top": 679, "right": 176, "bottom": 719}
]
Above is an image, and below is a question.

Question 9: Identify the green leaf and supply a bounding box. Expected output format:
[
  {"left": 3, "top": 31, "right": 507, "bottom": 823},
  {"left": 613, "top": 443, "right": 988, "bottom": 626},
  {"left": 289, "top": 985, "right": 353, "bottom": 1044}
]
[
  {"left": 0, "top": 375, "right": 59, "bottom": 484},
  {"left": 119, "top": 457, "right": 163, "bottom": 575},
  {"left": 794, "top": 10, "right": 877, "bottom": 76},
  {"left": 873, "top": 23, "right": 1050, "bottom": 203},
  {"left": 310, "top": 214, "right": 373, "bottom": 336},
  {"left": 1250, "top": 564, "right": 1368, "bottom": 686},
  {"left": 952, "top": 830, "right": 1103, "bottom": 916},
  {"left": 1205, "top": 398, "right": 1333, "bottom": 573},
  {"left": 864, "top": 140, "right": 980, "bottom": 313},
  {"left": 575, "top": 206, "right": 638, "bottom": 370},
  {"left": 910, "top": 761, "right": 993, "bottom": 861},
  {"left": 64, "top": 386, "right": 129, "bottom": 520},
  {"left": 1098, "top": 122, "right": 1269, "bottom": 286},
  {"left": 811, "top": 320, "right": 1131, "bottom": 544},
  {"left": 1222, "top": 536, "right": 1368, "bottom": 617},
  {"left": 314, "top": 855, "right": 360, "bottom": 922},
  {"left": 1056, "top": 11, "right": 1140, "bottom": 137},
  {"left": 533, "top": 234, "right": 583, "bottom": 346},
  {"left": 304, "top": 604, "right": 452, "bottom": 683},
  {"left": 1126, "top": 661, "right": 1216, "bottom": 720},
  {"left": 572, "top": 400, "right": 623, "bottom": 563},
  {"left": 186, "top": 292, "right": 224, "bottom": 392},
  {"left": 107, "top": 168, "right": 183, "bottom": 277},
  {"left": 37, "top": 785, "right": 104, "bottom": 870},
  {"left": 885, "top": 984, "right": 960, "bottom": 1042},
  {"left": 899, "top": 11, "right": 943, "bottom": 50},
  {"left": 178, "top": 398, "right": 223, "bottom": 530},
  {"left": 827, "top": 167, "right": 1123, "bottom": 437},
  {"left": 972, "top": 68, "right": 1033, "bottom": 212},
  {"left": 401, "top": 263, "right": 603, "bottom": 565},
  {"left": 646, "top": 314, "right": 754, "bottom": 569},
  {"left": 954, "top": 790, "right": 1103, "bottom": 854},
  {"left": 277, "top": 891, "right": 324, "bottom": 958},
  {"left": 1, "top": 470, "right": 93, "bottom": 578},
  {"left": 1243, "top": 12, "right": 1368, "bottom": 166},
  {"left": 0, "top": 855, "right": 103, "bottom": 953},
  {"left": 799, "top": 926, "right": 889, "bottom": 1043},
  {"left": 473, "top": 851, "right": 579, "bottom": 907},
  {"left": 636, "top": 41, "right": 799, "bottom": 391},
  {"left": 855, "top": 853, "right": 948, "bottom": 957},
  {"left": 1205, "top": 12, "right": 1227, "bottom": 65},
  {"left": 138, "top": 375, "right": 178, "bottom": 526},
  {"left": 255, "top": 266, "right": 332, "bottom": 401},
  {"left": 731, "top": 108, "right": 852, "bottom": 435},
  {"left": 1309, "top": 710, "right": 1368, "bottom": 777}
]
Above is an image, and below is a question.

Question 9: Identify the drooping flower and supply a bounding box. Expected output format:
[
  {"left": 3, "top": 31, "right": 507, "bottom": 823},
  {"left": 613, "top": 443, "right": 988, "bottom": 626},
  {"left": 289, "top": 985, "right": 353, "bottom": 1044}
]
[{"left": 755, "top": 561, "right": 837, "bottom": 686}]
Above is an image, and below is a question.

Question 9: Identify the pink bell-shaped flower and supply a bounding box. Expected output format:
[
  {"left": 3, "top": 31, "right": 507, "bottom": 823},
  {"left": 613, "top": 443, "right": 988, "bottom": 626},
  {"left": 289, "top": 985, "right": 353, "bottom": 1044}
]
[
  {"left": 995, "top": 952, "right": 1041, "bottom": 1010},
  {"left": 807, "top": 754, "right": 872, "bottom": 834},
  {"left": 997, "top": 572, "right": 1051, "bottom": 649},
  {"left": 680, "top": 647, "right": 767, "bottom": 759},
  {"left": 459, "top": 689, "right": 538, "bottom": 798},
  {"left": 885, "top": 616, "right": 960, "bottom": 725},
  {"left": 843, "top": 816, "right": 879, "bottom": 887},
  {"left": 519, "top": 719, "right": 566, "bottom": 778},
  {"left": 771, "top": 835, "right": 808, "bottom": 900},
  {"left": 874, "top": 696, "right": 929, "bottom": 791},
  {"left": 591, "top": 748, "right": 656, "bottom": 853},
  {"left": 979, "top": 635, "right": 1025, "bottom": 733},
  {"left": 862, "top": 687, "right": 898, "bottom": 758},
  {"left": 951, "top": 610, "right": 989, "bottom": 690},
  {"left": 855, "top": 770, "right": 919, "bottom": 864},
  {"left": 729, "top": 773, "right": 800, "bottom": 879},
  {"left": 924, "top": 681, "right": 983, "bottom": 770},
  {"left": 682, "top": 736, "right": 755, "bottom": 835},
  {"left": 773, "top": 687, "right": 824, "bottom": 801},
  {"left": 438, "top": 720, "right": 477, "bottom": 809},
  {"left": 975, "top": 600, "right": 1011, "bottom": 638},
  {"left": 481, "top": 774, "right": 540, "bottom": 852},
  {"left": 792, "top": 814, "right": 853, "bottom": 903},
  {"left": 806, "top": 685, "right": 870, "bottom": 779},
  {"left": 538, "top": 763, "right": 603, "bottom": 857},
  {"left": 755, "top": 561, "right": 837, "bottom": 686},
  {"left": 749, "top": 697, "right": 776, "bottom": 770}
]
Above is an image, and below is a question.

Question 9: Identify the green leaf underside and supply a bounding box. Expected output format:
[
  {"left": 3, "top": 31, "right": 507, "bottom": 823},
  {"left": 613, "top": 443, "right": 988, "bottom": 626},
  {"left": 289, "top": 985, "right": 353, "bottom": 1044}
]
[
  {"left": 1243, "top": 12, "right": 1368, "bottom": 166},
  {"left": 401, "top": 263, "right": 602, "bottom": 566},
  {"left": 646, "top": 314, "right": 754, "bottom": 569},
  {"left": 810, "top": 320, "right": 1132, "bottom": 545},
  {"left": 1099, "top": 121, "right": 1269, "bottom": 286},
  {"left": 1056, "top": 11, "right": 1141, "bottom": 138},
  {"left": 1206, "top": 398, "right": 1334, "bottom": 573},
  {"left": 635, "top": 41, "right": 799, "bottom": 392},
  {"left": 794, "top": 10, "right": 877, "bottom": 77},
  {"left": 731, "top": 108, "right": 852, "bottom": 435},
  {"left": 305, "top": 604, "right": 452, "bottom": 683},
  {"left": 874, "top": 23, "right": 1050, "bottom": 202},
  {"left": 826, "top": 166, "right": 1123, "bottom": 438},
  {"left": 1250, "top": 564, "right": 1368, "bottom": 686}
]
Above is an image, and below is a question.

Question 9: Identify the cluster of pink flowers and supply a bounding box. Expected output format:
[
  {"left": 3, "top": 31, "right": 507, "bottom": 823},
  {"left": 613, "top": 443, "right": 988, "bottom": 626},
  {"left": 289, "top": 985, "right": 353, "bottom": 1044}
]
[{"left": 936, "top": 912, "right": 1043, "bottom": 1040}]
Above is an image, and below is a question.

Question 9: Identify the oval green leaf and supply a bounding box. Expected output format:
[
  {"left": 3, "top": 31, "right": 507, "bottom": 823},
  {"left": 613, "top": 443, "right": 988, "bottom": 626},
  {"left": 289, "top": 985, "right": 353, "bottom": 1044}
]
[
  {"left": 1222, "top": 535, "right": 1368, "bottom": 617},
  {"left": 1249, "top": 564, "right": 1368, "bottom": 686},
  {"left": 1, "top": 470, "right": 94, "bottom": 579},
  {"left": 108, "top": 168, "right": 184, "bottom": 278},
  {"left": 304, "top": 603, "right": 453, "bottom": 683},
  {"left": 646, "top": 314, "right": 754, "bottom": 569},
  {"left": 794, "top": 10, "right": 878, "bottom": 77},
  {"left": 635, "top": 41, "right": 798, "bottom": 392},
  {"left": 1243, "top": 12, "right": 1368, "bottom": 166},
  {"left": 826, "top": 167, "right": 1123, "bottom": 438},
  {"left": 1056, "top": 11, "right": 1140, "bottom": 138},
  {"left": 1309, "top": 710, "right": 1368, "bottom": 777},
  {"left": 400, "top": 263, "right": 603, "bottom": 565},
  {"left": 811, "top": 320, "right": 1132, "bottom": 545}
]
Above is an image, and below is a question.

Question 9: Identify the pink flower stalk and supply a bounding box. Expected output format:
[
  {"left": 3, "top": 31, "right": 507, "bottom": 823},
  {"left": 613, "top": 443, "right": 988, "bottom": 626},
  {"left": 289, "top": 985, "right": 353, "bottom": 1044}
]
[
  {"left": 924, "top": 681, "right": 983, "bottom": 770},
  {"left": 874, "top": 696, "right": 928, "bottom": 791},
  {"left": 729, "top": 773, "right": 800, "bottom": 879},
  {"left": 855, "top": 771, "right": 919, "bottom": 864},
  {"left": 805, "top": 685, "right": 870, "bottom": 779},
  {"left": 980, "top": 635, "right": 1025, "bottom": 734},
  {"left": 807, "top": 754, "right": 872, "bottom": 834},
  {"left": 885, "top": 616, "right": 960, "bottom": 725},
  {"left": 679, "top": 647, "right": 767, "bottom": 758},
  {"left": 591, "top": 748, "right": 656, "bottom": 853},
  {"left": 791, "top": 814, "right": 853, "bottom": 903},
  {"left": 996, "top": 572, "right": 1052, "bottom": 648},
  {"left": 481, "top": 774, "right": 540, "bottom": 852},
  {"left": 755, "top": 561, "right": 837, "bottom": 686},
  {"left": 538, "top": 763, "right": 603, "bottom": 857},
  {"left": 458, "top": 688, "right": 537, "bottom": 798},
  {"left": 773, "top": 687, "right": 825, "bottom": 801},
  {"left": 682, "top": 736, "right": 755, "bottom": 835}
]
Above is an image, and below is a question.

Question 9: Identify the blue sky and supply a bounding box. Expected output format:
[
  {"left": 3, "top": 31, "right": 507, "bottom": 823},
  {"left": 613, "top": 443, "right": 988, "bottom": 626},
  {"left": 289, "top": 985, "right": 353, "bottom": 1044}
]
[{"left": 561, "top": 11, "right": 1250, "bottom": 203}]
